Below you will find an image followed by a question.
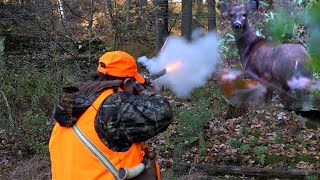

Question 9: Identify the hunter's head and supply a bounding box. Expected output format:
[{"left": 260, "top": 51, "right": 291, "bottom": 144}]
[
  {"left": 97, "top": 51, "right": 145, "bottom": 84},
  {"left": 219, "top": 0, "right": 259, "bottom": 31},
  {"left": 97, "top": 51, "right": 145, "bottom": 94}
]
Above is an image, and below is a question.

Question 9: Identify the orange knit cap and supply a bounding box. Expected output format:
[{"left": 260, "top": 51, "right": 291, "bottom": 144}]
[{"left": 97, "top": 51, "right": 145, "bottom": 84}]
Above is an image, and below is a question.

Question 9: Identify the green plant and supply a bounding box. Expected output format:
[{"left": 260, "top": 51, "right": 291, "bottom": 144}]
[
  {"left": 275, "top": 131, "right": 284, "bottom": 144},
  {"left": 228, "top": 138, "right": 242, "bottom": 148},
  {"left": 219, "top": 33, "right": 239, "bottom": 65},
  {"left": 0, "top": 37, "right": 5, "bottom": 77},
  {"left": 253, "top": 146, "right": 268, "bottom": 165},
  {"left": 306, "top": 174, "right": 319, "bottom": 180},
  {"left": 240, "top": 144, "right": 250, "bottom": 154},
  {"left": 21, "top": 111, "right": 52, "bottom": 153},
  {"left": 0, "top": 64, "right": 76, "bottom": 156},
  {"left": 172, "top": 83, "right": 224, "bottom": 159},
  {"left": 266, "top": 7, "right": 302, "bottom": 43},
  {"left": 305, "top": 120, "right": 319, "bottom": 130},
  {"left": 241, "top": 127, "right": 250, "bottom": 136},
  {"left": 199, "top": 134, "right": 207, "bottom": 156},
  {"left": 307, "top": 3, "right": 320, "bottom": 76}
]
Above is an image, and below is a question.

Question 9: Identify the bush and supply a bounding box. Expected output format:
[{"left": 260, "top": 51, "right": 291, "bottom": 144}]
[{"left": 0, "top": 56, "right": 79, "bottom": 156}]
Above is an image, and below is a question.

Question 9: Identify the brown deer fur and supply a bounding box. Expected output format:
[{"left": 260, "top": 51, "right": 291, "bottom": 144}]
[{"left": 219, "top": 0, "right": 313, "bottom": 100}]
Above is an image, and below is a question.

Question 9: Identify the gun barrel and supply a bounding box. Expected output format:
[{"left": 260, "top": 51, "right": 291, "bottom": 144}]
[{"left": 149, "top": 69, "right": 167, "bottom": 80}]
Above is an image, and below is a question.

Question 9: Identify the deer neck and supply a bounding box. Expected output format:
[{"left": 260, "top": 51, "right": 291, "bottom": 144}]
[{"left": 234, "top": 24, "right": 259, "bottom": 66}]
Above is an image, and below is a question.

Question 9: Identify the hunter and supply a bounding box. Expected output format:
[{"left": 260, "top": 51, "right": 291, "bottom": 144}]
[{"left": 49, "top": 51, "right": 173, "bottom": 180}]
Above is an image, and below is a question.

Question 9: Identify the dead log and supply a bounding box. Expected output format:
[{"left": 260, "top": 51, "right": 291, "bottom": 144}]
[{"left": 173, "top": 163, "right": 320, "bottom": 179}]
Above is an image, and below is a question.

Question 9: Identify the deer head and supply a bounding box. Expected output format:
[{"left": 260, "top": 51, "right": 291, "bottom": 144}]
[{"left": 219, "top": 0, "right": 259, "bottom": 31}]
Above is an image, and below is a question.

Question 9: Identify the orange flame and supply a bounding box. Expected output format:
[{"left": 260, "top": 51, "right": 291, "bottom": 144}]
[{"left": 165, "top": 62, "right": 183, "bottom": 72}]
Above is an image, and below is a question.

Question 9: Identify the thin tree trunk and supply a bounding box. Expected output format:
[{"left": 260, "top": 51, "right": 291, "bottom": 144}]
[
  {"left": 181, "top": 0, "right": 192, "bottom": 40},
  {"left": 57, "top": 0, "right": 67, "bottom": 30},
  {"left": 215, "top": 0, "right": 221, "bottom": 32},
  {"left": 154, "top": 0, "right": 168, "bottom": 53},
  {"left": 88, "top": 0, "right": 94, "bottom": 67},
  {"left": 124, "top": 0, "right": 131, "bottom": 32},
  {"left": 0, "top": 90, "right": 13, "bottom": 127},
  {"left": 136, "top": 0, "right": 147, "bottom": 30},
  {"left": 106, "top": 0, "right": 116, "bottom": 28},
  {"left": 208, "top": 0, "right": 216, "bottom": 31},
  {"left": 106, "top": 0, "right": 120, "bottom": 50}
]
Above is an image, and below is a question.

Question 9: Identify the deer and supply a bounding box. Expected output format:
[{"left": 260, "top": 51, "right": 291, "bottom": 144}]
[{"left": 218, "top": 0, "right": 313, "bottom": 106}]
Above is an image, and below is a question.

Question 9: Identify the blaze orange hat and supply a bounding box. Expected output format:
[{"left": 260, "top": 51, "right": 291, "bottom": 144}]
[{"left": 97, "top": 51, "right": 145, "bottom": 84}]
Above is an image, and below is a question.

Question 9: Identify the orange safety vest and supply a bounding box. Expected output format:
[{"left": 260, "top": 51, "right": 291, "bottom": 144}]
[{"left": 49, "top": 89, "right": 145, "bottom": 180}]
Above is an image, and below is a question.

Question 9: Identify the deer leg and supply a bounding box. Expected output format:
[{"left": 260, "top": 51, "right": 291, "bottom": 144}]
[
  {"left": 265, "top": 87, "right": 273, "bottom": 103},
  {"left": 258, "top": 73, "right": 273, "bottom": 103},
  {"left": 279, "top": 86, "right": 293, "bottom": 110}
]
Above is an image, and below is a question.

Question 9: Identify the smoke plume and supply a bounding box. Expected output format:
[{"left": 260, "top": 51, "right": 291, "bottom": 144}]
[{"left": 138, "top": 31, "right": 220, "bottom": 97}]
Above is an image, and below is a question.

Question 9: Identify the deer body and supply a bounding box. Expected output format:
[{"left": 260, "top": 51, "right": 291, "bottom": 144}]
[
  {"left": 236, "top": 25, "right": 312, "bottom": 91},
  {"left": 220, "top": 0, "right": 313, "bottom": 98}
]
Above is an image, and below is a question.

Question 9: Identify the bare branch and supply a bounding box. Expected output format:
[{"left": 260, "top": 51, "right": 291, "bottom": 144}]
[
  {"left": 0, "top": 90, "right": 14, "bottom": 127},
  {"left": 61, "top": 0, "right": 90, "bottom": 22}
]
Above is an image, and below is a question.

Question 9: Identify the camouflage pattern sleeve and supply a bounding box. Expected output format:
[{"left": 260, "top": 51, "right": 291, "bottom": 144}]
[{"left": 95, "top": 89, "right": 173, "bottom": 152}]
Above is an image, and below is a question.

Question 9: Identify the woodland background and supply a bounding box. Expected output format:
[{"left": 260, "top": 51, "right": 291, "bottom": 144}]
[{"left": 0, "top": 0, "right": 320, "bottom": 179}]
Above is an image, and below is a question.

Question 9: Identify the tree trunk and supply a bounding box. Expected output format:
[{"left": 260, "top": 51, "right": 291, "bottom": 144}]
[
  {"left": 106, "top": 0, "right": 116, "bottom": 28},
  {"left": 181, "top": 0, "right": 192, "bottom": 40},
  {"left": 154, "top": 0, "right": 168, "bottom": 53},
  {"left": 124, "top": 0, "right": 131, "bottom": 32},
  {"left": 208, "top": 0, "right": 216, "bottom": 31},
  {"left": 215, "top": 0, "right": 221, "bottom": 32},
  {"left": 87, "top": 0, "right": 94, "bottom": 67},
  {"left": 136, "top": 0, "right": 147, "bottom": 30},
  {"left": 106, "top": 0, "right": 120, "bottom": 50},
  {"left": 56, "top": 0, "right": 66, "bottom": 30}
]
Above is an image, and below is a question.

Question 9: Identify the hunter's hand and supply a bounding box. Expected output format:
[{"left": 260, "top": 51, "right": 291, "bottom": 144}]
[
  {"left": 143, "top": 80, "right": 156, "bottom": 92},
  {"left": 133, "top": 81, "right": 146, "bottom": 94}
]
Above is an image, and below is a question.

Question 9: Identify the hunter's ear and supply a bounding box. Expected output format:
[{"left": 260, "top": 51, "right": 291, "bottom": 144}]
[
  {"left": 246, "top": 0, "right": 259, "bottom": 14},
  {"left": 218, "top": 1, "right": 231, "bottom": 17}
]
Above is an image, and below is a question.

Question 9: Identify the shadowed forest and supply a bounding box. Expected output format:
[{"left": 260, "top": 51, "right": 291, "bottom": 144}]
[{"left": 0, "top": 0, "right": 320, "bottom": 179}]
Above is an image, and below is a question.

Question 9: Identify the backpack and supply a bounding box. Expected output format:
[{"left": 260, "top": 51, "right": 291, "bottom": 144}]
[{"left": 52, "top": 80, "right": 123, "bottom": 127}]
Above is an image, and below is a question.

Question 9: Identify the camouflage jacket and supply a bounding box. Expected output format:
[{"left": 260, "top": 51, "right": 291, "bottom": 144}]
[
  {"left": 95, "top": 89, "right": 173, "bottom": 152},
  {"left": 53, "top": 80, "right": 173, "bottom": 152}
]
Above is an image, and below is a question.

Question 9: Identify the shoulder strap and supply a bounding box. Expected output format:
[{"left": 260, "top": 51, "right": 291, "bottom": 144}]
[
  {"left": 72, "top": 124, "right": 120, "bottom": 180},
  {"left": 72, "top": 89, "right": 120, "bottom": 180}
]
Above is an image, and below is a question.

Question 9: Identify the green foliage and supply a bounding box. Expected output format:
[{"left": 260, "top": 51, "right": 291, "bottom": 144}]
[
  {"left": 265, "top": 8, "right": 301, "bottom": 43},
  {"left": 275, "top": 131, "right": 284, "bottom": 144},
  {"left": 178, "top": 98, "right": 211, "bottom": 139},
  {"left": 0, "top": 58, "right": 78, "bottom": 156},
  {"left": 21, "top": 111, "right": 52, "bottom": 154},
  {"left": 253, "top": 146, "right": 268, "bottom": 165},
  {"left": 265, "top": 154, "right": 285, "bottom": 165},
  {"left": 241, "top": 127, "right": 250, "bottom": 136},
  {"left": 248, "top": 136, "right": 258, "bottom": 146},
  {"left": 0, "top": 37, "right": 4, "bottom": 54},
  {"left": 170, "top": 82, "right": 224, "bottom": 159},
  {"left": 0, "top": 37, "right": 4, "bottom": 76},
  {"left": 305, "top": 120, "right": 319, "bottom": 130},
  {"left": 306, "top": 175, "right": 319, "bottom": 180},
  {"left": 228, "top": 138, "right": 242, "bottom": 148},
  {"left": 1, "top": 70, "right": 59, "bottom": 115},
  {"left": 296, "top": 135, "right": 309, "bottom": 148},
  {"left": 240, "top": 144, "right": 250, "bottom": 154},
  {"left": 219, "top": 33, "right": 239, "bottom": 65},
  {"left": 306, "top": 3, "right": 320, "bottom": 76},
  {"left": 199, "top": 134, "right": 207, "bottom": 156}
]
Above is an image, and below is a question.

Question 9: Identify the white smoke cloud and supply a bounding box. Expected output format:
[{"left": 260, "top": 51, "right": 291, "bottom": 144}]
[{"left": 138, "top": 31, "right": 220, "bottom": 97}]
